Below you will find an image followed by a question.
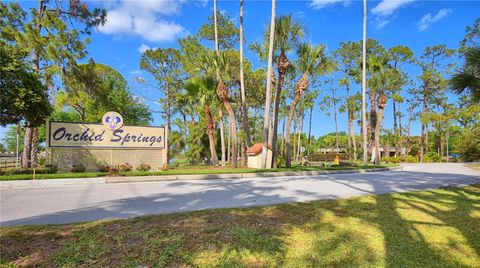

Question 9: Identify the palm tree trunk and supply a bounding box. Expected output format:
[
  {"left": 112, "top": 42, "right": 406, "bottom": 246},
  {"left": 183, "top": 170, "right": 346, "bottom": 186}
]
[
  {"left": 393, "top": 99, "right": 399, "bottom": 156},
  {"left": 227, "top": 121, "right": 231, "bottom": 163},
  {"left": 375, "top": 93, "right": 387, "bottom": 165},
  {"left": 281, "top": 114, "right": 286, "bottom": 158},
  {"left": 293, "top": 112, "right": 297, "bottom": 161},
  {"left": 219, "top": 110, "right": 226, "bottom": 165},
  {"left": 272, "top": 53, "right": 289, "bottom": 168},
  {"left": 361, "top": 0, "right": 368, "bottom": 165},
  {"left": 297, "top": 112, "right": 303, "bottom": 161},
  {"left": 285, "top": 102, "right": 296, "bottom": 168},
  {"left": 332, "top": 88, "right": 339, "bottom": 151},
  {"left": 420, "top": 93, "right": 427, "bottom": 162},
  {"left": 286, "top": 74, "right": 308, "bottom": 167},
  {"left": 225, "top": 102, "right": 237, "bottom": 167},
  {"left": 261, "top": 0, "right": 276, "bottom": 168},
  {"left": 407, "top": 105, "right": 413, "bottom": 154},
  {"left": 308, "top": 105, "right": 313, "bottom": 155},
  {"left": 205, "top": 104, "right": 219, "bottom": 164},
  {"left": 239, "top": 0, "right": 251, "bottom": 146},
  {"left": 369, "top": 89, "right": 377, "bottom": 162},
  {"left": 166, "top": 84, "right": 171, "bottom": 164}
]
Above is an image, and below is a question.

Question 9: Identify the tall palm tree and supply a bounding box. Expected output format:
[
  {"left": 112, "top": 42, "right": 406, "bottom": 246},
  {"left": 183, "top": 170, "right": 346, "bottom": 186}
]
[
  {"left": 271, "top": 15, "right": 304, "bottom": 168},
  {"left": 212, "top": 1, "right": 238, "bottom": 167},
  {"left": 184, "top": 77, "right": 219, "bottom": 165},
  {"left": 451, "top": 46, "right": 480, "bottom": 102},
  {"left": 261, "top": 0, "right": 276, "bottom": 168},
  {"left": 361, "top": 0, "right": 368, "bottom": 165},
  {"left": 285, "top": 43, "right": 336, "bottom": 167},
  {"left": 239, "top": 0, "right": 251, "bottom": 146}
]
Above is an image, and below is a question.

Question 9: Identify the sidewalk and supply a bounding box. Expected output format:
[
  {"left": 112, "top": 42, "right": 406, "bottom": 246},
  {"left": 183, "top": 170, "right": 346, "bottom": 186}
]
[{"left": 0, "top": 167, "right": 401, "bottom": 189}]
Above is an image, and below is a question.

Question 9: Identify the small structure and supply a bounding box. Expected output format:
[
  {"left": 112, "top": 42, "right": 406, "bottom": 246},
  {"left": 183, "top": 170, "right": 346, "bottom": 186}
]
[{"left": 247, "top": 143, "right": 272, "bottom": 169}]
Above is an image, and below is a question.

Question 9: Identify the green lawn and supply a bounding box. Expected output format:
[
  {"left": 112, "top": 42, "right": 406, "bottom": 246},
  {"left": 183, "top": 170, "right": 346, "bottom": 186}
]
[
  {"left": 1, "top": 184, "right": 479, "bottom": 267},
  {"left": 0, "top": 164, "right": 396, "bottom": 181}
]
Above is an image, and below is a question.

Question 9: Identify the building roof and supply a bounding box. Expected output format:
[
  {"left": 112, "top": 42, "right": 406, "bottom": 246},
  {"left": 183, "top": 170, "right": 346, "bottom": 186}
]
[{"left": 247, "top": 143, "right": 272, "bottom": 155}]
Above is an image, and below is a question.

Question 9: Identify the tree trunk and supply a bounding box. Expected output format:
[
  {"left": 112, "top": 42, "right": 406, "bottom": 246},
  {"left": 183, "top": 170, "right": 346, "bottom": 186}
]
[
  {"left": 393, "top": 99, "right": 399, "bottom": 156},
  {"left": 346, "top": 85, "right": 352, "bottom": 149},
  {"left": 219, "top": 110, "right": 226, "bottom": 165},
  {"left": 286, "top": 74, "right": 308, "bottom": 167},
  {"left": 369, "top": 89, "right": 377, "bottom": 162},
  {"left": 166, "top": 84, "right": 171, "bottom": 164},
  {"left": 261, "top": 0, "right": 276, "bottom": 168},
  {"left": 375, "top": 93, "right": 387, "bottom": 165},
  {"left": 420, "top": 92, "right": 427, "bottom": 162},
  {"left": 241, "top": 141, "right": 247, "bottom": 167},
  {"left": 361, "top": 0, "right": 368, "bottom": 165},
  {"left": 293, "top": 112, "right": 297, "bottom": 161},
  {"left": 205, "top": 104, "right": 219, "bottom": 164},
  {"left": 239, "top": 0, "right": 251, "bottom": 146},
  {"left": 272, "top": 53, "right": 289, "bottom": 168},
  {"left": 349, "top": 110, "right": 357, "bottom": 160},
  {"left": 217, "top": 81, "right": 237, "bottom": 168},
  {"left": 332, "top": 88, "right": 339, "bottom": 151},
  {"left": 297, "top": 112, "right": 303, "bottom": 161},
  {"left": 407, "top": 105, "right": 413, "bottom": 154},
  {"left": 21, "top": 127, "right": 32, "bottom": 169},
  {"left": 308, "top": 105, "right": 313, "bottom": 155},
  {"left": 281, "top": 114, "right": 286, "bottom": 158}
]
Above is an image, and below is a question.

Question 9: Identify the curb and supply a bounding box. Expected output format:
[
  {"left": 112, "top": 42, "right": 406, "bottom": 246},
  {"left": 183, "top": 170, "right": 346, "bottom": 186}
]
[
  {"left": 106, "top": 167, "right": 399, "bottom": 183},
  {"left": 0, "top": 177, "right": 106, "bottom": 189},
  {"left": 1, "top": 167, "right": 401, "bottom": 188}
]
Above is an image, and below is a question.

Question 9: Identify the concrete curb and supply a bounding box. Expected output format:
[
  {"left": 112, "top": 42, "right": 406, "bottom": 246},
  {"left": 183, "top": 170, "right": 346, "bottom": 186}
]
[
  {"left": 1, "top": 167, "right": 401, "bottom": 188},
  {"left": 0, "top": 177, "right": 106, "bottom": 189},
  {"left": 106, "top": 167, "right": 399, "bottom": 183}
]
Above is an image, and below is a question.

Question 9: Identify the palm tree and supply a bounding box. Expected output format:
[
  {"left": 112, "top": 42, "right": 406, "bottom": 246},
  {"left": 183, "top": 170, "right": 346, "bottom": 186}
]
[
  {"left": 271, "top": 15, "right": 304, "bottom": 168},
  {"left": 184, "top": 77, "right": 219, "bottom": 165},
  {"left": 239, "top": 0, "right": 251, "bottom": 146},
  {"left": 261, "top": 0, "right": 276, "bottom": 169},
  {"left": 285, "top": 43, "right": 336, "bottom": 167},
  {"left": 451, "top": 46, "right": 480, "bottom": 102},
  {"left": 361, "top": 0, "right": 368, "bottom": 165}
]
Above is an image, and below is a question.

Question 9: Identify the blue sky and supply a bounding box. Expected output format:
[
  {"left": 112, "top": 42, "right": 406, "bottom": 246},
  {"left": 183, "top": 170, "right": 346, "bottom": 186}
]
[{"left": 1, "top": 0, "right": 479, "bottom": 141}]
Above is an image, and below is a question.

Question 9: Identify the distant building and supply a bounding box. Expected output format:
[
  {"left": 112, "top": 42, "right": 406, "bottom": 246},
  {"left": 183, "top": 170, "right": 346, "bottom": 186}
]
[{"left": 247, "top": 143, "right": 272, "bottom": 169}]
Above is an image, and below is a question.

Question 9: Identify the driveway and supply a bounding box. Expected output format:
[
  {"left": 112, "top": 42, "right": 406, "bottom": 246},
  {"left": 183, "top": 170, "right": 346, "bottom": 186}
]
[{"left": 0, "top": 163, "right": 478, "bottom": 226}]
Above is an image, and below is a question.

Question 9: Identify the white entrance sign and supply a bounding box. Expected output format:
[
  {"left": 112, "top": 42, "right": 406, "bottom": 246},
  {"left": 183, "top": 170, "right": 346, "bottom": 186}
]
[{"left": 48, "top": 121, "right": 166, "bottom": 149}]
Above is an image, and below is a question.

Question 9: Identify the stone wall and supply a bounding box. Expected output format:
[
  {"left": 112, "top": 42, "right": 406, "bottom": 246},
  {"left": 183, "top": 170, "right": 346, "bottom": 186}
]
[{"left": 47, "top": 148, "right": 165, "bottom": 171}]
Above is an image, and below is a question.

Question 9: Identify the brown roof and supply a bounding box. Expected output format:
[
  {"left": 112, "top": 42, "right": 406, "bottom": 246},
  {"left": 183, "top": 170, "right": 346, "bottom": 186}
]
[{"left": 247, "top": 143, "right": 272, "bottom": 155}]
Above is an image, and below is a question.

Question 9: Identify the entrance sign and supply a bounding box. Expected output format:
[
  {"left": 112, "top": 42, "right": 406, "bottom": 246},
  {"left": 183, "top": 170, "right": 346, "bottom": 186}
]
[
  {"left": 48, "top": 121, "right": 165, "bottom": 149},
  {"left": 46, "top": 113, "right": 168, "bottom": 171}
]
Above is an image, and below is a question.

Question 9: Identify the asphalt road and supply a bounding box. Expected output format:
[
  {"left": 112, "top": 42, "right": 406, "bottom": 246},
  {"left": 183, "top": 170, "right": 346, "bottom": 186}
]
[{"left": 1, "top": 163, "right": 478, "bottom": 226}]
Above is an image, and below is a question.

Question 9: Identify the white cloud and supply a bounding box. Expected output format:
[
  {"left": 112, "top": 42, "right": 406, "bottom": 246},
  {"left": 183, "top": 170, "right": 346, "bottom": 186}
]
[
  {"left": 370, "top": 0, "right": 415, "bottom": 29},
  {"left": 130, "top": 70, "right": 143, "bottom": 75},
  {"left": 375, "top": 18, "right": 390, "bottom": 29},
  {"left": 417, "top": 8, "right": 452, "bottom": 31},
  {"left": 371, "top": 0, "right": 415, "bottom": 17},
  {"left": 138, "top": 44, "right": 150, "bottom": 53},
  {"left": 309, "top": 0, "right": 350, "bottom": 10},
  {"left": 99, "top": 0, "right": 185, "bottom": 43}
]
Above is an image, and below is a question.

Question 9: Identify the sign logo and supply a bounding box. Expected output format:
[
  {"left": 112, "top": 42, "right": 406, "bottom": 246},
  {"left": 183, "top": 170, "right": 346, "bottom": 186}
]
[{"left": 102, "top": 111, "right": 123, "bottom": 131}]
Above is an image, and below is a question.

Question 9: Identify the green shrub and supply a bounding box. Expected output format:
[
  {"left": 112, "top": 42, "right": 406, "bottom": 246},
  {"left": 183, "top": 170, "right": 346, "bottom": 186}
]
[
  {"left": 136, "top": 163, "right": 151, "bottom": 172},
  {"left": 405, "top": 155, "right": 418, "bottom": 163},
  {"left": 425, "top": 152, "right": 441, "bottom": 163},
  {"left": 71, "top": 164, "right": 86, "bottom": 173},
  {"left": 38, "top": 157, "right": 46, "bottom": 166},
  {"left": 119, "top": 162, "right": 133, "bottom": 172},
  {"left": 45, "top": 164, "right": 58, "bottom": 174},
  {"left": 168, "top": 162, "right": 180, "bottom": 169}
]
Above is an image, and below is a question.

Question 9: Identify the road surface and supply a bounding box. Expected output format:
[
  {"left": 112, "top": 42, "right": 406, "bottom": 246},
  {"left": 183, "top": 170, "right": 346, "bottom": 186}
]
[{"left": 1, "top": 163, "right": 478, "bottom": 226}]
